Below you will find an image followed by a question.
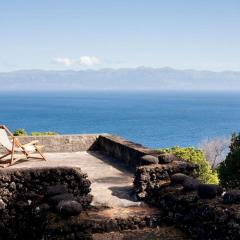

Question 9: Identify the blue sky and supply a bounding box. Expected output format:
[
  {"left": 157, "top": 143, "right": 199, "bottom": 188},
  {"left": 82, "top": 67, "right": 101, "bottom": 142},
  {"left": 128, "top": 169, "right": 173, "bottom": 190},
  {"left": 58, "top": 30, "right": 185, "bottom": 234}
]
[{"left": 0, "top": 0, "right": 240, "bottom": 72}]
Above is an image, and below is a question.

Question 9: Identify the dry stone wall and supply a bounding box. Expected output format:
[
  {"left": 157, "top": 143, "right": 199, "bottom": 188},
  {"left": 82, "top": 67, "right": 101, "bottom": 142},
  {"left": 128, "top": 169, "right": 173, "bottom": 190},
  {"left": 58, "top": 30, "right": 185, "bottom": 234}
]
[
  {"left": 0, "top": 134, "right": 101, "bottom": 153},
  {"left": 0, "top": 167, "right": 92, "bottom": 240},
  {"left": 95, "top": 135, "right": 162, "bottom": 170},
  {"left": 134, "top": 161, "right": 240, "bottom": 239}
]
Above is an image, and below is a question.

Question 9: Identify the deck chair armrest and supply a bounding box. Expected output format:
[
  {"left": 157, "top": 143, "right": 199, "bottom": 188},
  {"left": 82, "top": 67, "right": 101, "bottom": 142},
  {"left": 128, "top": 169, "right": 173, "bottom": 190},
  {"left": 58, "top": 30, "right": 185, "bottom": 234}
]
[{"left": 23, "top": 140, "right": 39, "bottom": 147}]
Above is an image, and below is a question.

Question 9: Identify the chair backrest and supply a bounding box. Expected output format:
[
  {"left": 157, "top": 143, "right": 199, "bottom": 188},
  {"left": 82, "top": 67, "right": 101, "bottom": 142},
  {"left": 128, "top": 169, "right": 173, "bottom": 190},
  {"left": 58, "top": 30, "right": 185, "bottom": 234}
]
[{"left": 0, "top": 129, "right": 13, "bottom": 151}]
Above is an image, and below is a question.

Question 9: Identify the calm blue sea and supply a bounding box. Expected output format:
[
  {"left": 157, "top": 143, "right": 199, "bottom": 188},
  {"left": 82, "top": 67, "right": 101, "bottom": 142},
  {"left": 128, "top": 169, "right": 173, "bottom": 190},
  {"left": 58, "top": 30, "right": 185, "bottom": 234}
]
[{"left": 1, "top": 91, "right": 240, "bottom": 148}]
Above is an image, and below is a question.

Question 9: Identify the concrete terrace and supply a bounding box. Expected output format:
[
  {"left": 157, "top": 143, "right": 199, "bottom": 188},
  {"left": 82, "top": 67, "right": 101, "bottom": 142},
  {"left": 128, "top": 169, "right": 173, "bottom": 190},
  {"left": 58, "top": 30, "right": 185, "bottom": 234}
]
[
  {"left": 0, "top": 133, "right": 161, "bottom": 209},
  {"left": 8, "top": 151, "right": 141, "bottom": 208}
]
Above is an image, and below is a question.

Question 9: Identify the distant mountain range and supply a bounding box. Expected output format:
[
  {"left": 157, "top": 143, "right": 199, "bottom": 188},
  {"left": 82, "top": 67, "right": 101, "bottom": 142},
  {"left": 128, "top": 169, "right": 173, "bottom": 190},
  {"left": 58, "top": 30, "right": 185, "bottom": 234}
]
[{"left": 1, "top": 67, "right": 240, "bottom": 91}]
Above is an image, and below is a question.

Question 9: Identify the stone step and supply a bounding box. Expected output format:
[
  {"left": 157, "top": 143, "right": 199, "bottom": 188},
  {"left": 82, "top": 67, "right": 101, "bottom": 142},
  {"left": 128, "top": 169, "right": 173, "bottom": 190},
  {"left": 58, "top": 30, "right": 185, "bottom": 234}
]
[
  {"left": 85, "top": 206, "right": 163, "bottom": 233},
  {"left": 92, "top": 226, "right": 189, "bottom": 240},
  {"left": 45, "top": 206, "right": 191, "bottom": 239}
]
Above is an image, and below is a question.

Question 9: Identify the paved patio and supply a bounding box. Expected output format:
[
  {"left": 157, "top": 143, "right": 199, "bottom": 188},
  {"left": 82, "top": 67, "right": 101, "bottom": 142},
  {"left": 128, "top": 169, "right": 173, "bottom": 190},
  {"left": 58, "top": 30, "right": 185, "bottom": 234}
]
[{"left": 7, "top": 151, "right": 142, "bottom": 208}]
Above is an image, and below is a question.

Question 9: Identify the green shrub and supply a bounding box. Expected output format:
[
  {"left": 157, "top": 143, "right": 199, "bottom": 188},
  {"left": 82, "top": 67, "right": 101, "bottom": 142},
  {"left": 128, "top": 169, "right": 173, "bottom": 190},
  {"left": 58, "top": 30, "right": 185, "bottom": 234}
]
[
  {"left": 13, "top": 129, "right": 58, "bottom": 136},
  {"left": 14, "top": 128, "right": 28, "bottom": 136},
  {"left": 31, "top": 131, "right": 58, "bottom": 136},
  {"left": 159, "top": 146, "right": 219, "bottom": 184},
  {"left": 218, "top": 133, "right": 240, "bottom": 189}
]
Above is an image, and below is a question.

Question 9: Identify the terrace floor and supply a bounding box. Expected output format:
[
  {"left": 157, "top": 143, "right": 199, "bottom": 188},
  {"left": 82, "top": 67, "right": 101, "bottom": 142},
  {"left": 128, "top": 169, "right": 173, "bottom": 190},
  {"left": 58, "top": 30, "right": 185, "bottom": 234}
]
[{"left": 7, "top": 151, "right": 142, "bottom": 208}]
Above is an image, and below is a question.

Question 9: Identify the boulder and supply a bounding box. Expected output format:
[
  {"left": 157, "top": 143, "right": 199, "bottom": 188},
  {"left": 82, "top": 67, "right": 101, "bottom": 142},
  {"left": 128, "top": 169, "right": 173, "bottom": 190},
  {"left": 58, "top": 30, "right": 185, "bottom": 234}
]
[
  {"left": 140, "top": 155, "right": 158, "bottom": 165},
  {"left": 48, "top": 193, "right": 75, "bottom": 206},
  {"left": 9, "top": 182, "right": 16, "bottom": 191},
  {"left": 223, "top": 190, "right": 240, "bottom": 204},
  {"left": 158, "top": 153, "right": 181, "bottom": 164},
  {"left": 170, "top": 173, "right": 189, "bottom": 184},
  {"left": 56, "top": 200, "right": 82, "bottom": 216},
  {"left": 37, "top": 203, "right": 51, "bottom": 212},
  {"left": 45, "top": 184, "right": 68, "bottom": 197},
  {"left": 182, "top": 177, "right": 200, "bottom": 191},
  {"left": 197, "top": 184, "right": 223, "bottom": 199}
]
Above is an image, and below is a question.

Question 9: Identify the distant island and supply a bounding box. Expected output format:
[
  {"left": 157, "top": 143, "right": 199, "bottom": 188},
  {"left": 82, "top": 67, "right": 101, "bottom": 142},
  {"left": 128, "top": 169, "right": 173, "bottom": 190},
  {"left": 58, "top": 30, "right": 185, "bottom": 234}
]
[{"left": 1, "top": 67, "right": 240, "bottom": 91}]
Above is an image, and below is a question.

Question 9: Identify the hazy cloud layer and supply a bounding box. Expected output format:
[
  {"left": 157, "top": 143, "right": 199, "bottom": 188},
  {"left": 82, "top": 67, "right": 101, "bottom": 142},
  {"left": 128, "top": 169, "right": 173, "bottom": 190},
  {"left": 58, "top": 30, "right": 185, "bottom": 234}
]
[{"left": 53, "top": 56, "right": 100, "bottom": 67}]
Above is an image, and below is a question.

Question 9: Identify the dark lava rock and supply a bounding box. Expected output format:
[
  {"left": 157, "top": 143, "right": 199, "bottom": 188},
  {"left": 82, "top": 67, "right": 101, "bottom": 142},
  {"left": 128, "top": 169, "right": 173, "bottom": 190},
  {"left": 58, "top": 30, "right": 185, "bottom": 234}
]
[
  {"left": 9, "top": 182, "right": 16, "bottom": 191},
  {"left": 56, "top": 200, "right": 82, "bottom": 216},
  {"left": 223, "top": 190, "right": 240, "bottom": 204},
  {"left": 37, "top": 203, "right": 51, "bottom": 212},
  {"left": 140, "top": 155, "right": 159, "bottom": 165},
  {"left": 45, "top": 184, "right": 68, "bottom": 197},
  {"left": 0, "top": 199, "right": 6, "bottom": 210},
  {"left": 197, "top": 184, "right": 223, "bottom": 199},
  {"left": 158, "top": 153, "right": 181, "bottom": 164},
  {"left": 182, "top": 177, "right": 200, "bottom": 191},
  {"left": 25, "top": 192, "right": 44, "bottom": 201},
  {"left": 170, "top": 173, "right": 189, "bottom": 184},
  {"left": 48, "top": 193, "right": 75, "bottom": 206}
]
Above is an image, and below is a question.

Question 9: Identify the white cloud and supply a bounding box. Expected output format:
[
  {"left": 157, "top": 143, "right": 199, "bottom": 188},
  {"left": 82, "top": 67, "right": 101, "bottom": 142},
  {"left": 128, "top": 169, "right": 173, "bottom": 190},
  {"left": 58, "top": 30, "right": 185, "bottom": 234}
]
[
  {"left": 53, "top": 57, "right": 73, "bottom": 66},
  {"left": 79, "top": 56, "right": 100, "bottom": 66},
  {"left": 53, "top": 56, "right": 100, "bottom": 67}
]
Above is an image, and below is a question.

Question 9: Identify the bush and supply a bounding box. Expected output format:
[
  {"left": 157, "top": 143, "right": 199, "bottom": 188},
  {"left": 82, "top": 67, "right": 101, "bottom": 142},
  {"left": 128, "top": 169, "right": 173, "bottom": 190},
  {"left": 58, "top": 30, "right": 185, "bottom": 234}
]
[
  {"left": 159, "top": 146, "right": 219, "bottom": 184},
  {"left": 14, "top": 128, "right": 28, "bottom": 136},
  {"left": 31, "top": 131, "right": 58, "bottom": 136},
  {"left": 218, "top": 133, "right": 240, "bottom": 189},
  {"left": 13, "top": 129, "right": 58, "bottom": 136}
]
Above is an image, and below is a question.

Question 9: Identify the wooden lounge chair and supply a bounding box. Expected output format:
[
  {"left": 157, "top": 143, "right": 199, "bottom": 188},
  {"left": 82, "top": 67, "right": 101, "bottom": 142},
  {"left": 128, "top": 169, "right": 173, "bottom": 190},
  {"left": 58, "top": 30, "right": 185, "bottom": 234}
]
[{"left": 0, "top": 125, "right": 46, "bottom": 167}]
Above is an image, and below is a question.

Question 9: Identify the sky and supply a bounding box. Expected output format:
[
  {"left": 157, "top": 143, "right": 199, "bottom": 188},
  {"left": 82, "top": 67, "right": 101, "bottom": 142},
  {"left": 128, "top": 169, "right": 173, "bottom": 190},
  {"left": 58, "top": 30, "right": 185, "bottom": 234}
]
[{"left": 0, "top": 0, "right": 240, "bottom": 72}]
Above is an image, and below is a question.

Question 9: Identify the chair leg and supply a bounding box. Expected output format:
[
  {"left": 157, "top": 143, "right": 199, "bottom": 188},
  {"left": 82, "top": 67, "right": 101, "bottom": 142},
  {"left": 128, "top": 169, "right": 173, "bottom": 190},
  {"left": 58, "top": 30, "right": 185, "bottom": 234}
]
[
  {"left": 10, "top": 138, "right": 16, "bottom": 165},
  {"left": 10, "top": 152, "right": 14, "bottom": 165},
  {"left": 0, "top": 153, "right": 11, "bottom": 168},
  {"left": 10, "top": 156, "right": 25, "bottom": 166},
  {"left": 35, "top": 147, "right": 47, "bottom": 161}
]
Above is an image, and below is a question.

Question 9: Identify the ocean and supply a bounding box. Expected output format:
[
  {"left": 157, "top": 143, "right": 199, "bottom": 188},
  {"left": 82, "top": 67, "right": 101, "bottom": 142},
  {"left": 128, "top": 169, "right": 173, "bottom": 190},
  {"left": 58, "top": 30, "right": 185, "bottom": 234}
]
[{"left": 1, "top": 91, "right": 240, "bottom": 148}]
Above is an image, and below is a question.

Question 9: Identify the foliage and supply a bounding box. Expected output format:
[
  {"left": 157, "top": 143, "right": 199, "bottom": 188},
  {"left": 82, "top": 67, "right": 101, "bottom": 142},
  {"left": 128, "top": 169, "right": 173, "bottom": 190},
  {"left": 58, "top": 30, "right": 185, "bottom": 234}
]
[
  {"left": 218, "top": 133, "right": 240, "bottom": 189},
  {"left": 159, "top": 146, "right": 219, "bottom": 184},
  {"left": 14, "top": 129, "right": 58, "bottom": 136},
  {"left": 14, "top": 128, "right": 28, "bottom": 136},
  {"left": 31, "top": 131, "right": 58, "bottom": 136},
  {"left": 200, "top": 136, "right": 230, "bottom": 170}
]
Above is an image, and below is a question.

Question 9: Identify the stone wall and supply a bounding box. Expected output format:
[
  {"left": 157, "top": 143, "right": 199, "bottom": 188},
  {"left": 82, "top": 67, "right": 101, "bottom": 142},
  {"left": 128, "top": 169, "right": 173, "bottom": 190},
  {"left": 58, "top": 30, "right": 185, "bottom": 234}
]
[
  {"left": 0, "top": 134, "right": 102, "bottom": 153},
  {"left": 0, "top": 134, "right": 163, "bottom": 171},
  {"left": 95, "top": 135, "right": 161, "bottom": 170},
  {"left": 134, "top": 162, "right": 240, "bottom": 239},
  {"left": 154, "top": 188, "right": 240, "bottom": 240},
  {"left": 134, "top": 161, "right": 197, "bottom": 201},
  {"left": 0, "top": 167, "right": 92, "bottom": 240}
]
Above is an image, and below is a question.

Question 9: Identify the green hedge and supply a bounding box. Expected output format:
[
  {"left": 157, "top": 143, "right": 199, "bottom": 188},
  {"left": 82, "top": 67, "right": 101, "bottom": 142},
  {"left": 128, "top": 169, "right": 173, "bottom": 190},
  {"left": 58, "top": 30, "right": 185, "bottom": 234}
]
[
  {"left": 14, "top": 129, "right": 58, "bottom": 136},
  {"left": 159, "top": 146, "right": 219, "bottom": 184},
  {"left": 31, "top": 131, "right": 58, "bottom": 136}
]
